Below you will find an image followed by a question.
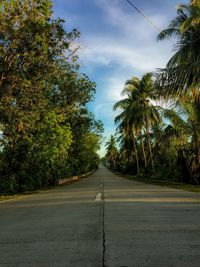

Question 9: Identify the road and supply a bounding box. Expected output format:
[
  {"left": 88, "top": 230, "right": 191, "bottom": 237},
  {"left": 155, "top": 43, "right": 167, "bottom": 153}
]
[{"left": 0, "top": 167, "right": 200, "bottom": 267}]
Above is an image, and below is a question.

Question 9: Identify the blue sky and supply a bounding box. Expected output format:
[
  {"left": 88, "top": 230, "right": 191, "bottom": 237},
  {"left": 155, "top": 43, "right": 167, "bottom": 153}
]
[{"left": 52, "top": 0, "right": 187, "bottom": 156}]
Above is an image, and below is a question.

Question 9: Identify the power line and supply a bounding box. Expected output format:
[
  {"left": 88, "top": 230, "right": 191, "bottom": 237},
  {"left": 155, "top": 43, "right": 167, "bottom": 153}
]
[
  {"left": 125, "top": 0, "right": 162, "bottom": 33},
  {"left": 125, "top": 0, "right": 175, "bottom": 43}
]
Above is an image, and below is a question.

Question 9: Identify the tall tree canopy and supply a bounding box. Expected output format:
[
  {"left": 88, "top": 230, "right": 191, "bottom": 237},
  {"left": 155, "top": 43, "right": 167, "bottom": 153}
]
[
  {"left": 156, "top": 0, "right": 200, "bottom": 96},
  {"left": 0, "top": 0, "right": 103, "bottom": 193}
]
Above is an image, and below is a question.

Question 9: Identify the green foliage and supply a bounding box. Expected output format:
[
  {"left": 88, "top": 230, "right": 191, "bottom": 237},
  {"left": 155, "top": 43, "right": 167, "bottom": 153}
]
[
  {"left": 113, "top": 74, "right": 161, "bottom": 173},
  {"left": 35, "top": 112, "right": 72, "bottom": 161},
  {"left": 112, "top": 76, "right": 200, "bottom": 184},
  {"left": 105, "top": 135, "right": 118, "bottom": 170},
  {"left": 156, "top": 0, "right": 200, "bottom": 96},
  {"left": 110, "top": 1, "right": 200, "bottom": 185},
  {"left": 0, "top": 0, "right": 103, "bottom": 194}
]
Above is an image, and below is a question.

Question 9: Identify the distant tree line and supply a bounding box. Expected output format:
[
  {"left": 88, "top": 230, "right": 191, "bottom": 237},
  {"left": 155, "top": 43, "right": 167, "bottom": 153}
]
[
  {"left": 0, "top": 0, "right": 103, "bottom": 194},
  {"left": 104, "top": 0, "right": 200, "bottom": 184}
]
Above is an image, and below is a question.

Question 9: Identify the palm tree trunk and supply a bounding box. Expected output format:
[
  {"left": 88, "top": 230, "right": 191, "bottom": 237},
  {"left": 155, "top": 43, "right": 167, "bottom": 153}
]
[
  {"left": 145, "top": 117, "right": 154, "bottom": 171},
  {"left": 193, "top": 125, "right": 200, "bottom": 165},
  {"left": 147, "top": 133, "right": 154, "bottom": 171},
  {"left": 141, "top": 137, "right": 147, "bottom": 168},
  {"left": 112, "top": 157, "right": 116, "bottom": 170},
  {"left": 133, "top": 134, "right": 140, "bottom": 174}
]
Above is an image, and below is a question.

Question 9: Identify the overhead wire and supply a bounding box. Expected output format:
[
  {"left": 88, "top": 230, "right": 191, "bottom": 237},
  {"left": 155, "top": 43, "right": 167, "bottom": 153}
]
[
  {"left": 125, "top": 0, "right": 174, "bottom": 43},
  {"left": 125, "top": 0, "right": 162, "bottom": 32}
]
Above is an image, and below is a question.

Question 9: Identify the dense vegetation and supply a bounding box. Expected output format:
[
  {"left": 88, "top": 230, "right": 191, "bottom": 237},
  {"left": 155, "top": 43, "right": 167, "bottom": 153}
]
[
  {"left": 0, "top": 0, "right": 103, "bottom": 194},
  {"left": 105, "top": 0, "right": 200, "bottom": 184}
]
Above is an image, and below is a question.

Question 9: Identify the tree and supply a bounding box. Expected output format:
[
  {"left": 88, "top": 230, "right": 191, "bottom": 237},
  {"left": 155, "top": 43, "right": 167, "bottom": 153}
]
[
  {"left": 117, "top": 126, "right": 140, "bottom": 174},
  {"left": 0, "top": 0, "right": 103, "bottom": 193},
  {"left": 114, "top": 105, "right": 140, "bottom": 174},
  {"left": 105, "top": 135, "right": 118, "bottom": 170},
  {"left": 114, "top": 73, "right": 161, "bottom": 171},
  {"left": 156, "top": 0, "right": 200, "bottom": 96}
]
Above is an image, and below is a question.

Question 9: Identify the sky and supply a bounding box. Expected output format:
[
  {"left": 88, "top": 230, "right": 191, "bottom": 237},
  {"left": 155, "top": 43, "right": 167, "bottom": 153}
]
[{"left": 52, "top": 0, "right": 187, "bottom": 156}]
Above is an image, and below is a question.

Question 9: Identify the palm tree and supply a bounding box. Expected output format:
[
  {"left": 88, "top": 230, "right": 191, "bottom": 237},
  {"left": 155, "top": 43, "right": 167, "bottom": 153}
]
[
  {"left": 114, "top": 84, "right": 141, "bottom": 173},
  {"left": 114, "top": 73, "right": 161, "bottom": 171},
  {"left": 156, "top": 0, "right": 200, "bottom": 96},
  {"left": 117, "top": 127, "right": 138, "bottom": 174},
  {"left": 176, "top": 95, "right": 200, "bottom": 165},
  {"left": 114, "top": 106, "right": 140, "bottom": 174},
  {"left": 124, "top": 74, "right": 161, "bottom": 171},
  {"left": 159, "top": 94, "right": 200, "bottom": 183},
  {"left": 105, "top": 135, "right": 118, "bottom": 170}
]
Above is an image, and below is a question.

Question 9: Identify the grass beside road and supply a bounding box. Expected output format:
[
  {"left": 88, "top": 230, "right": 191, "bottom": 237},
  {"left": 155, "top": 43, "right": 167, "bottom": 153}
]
[
  {"left": 0, "top": 189, "right": 46, "bottom": 203},
  {"left": 114, "top": 171, "right": 200, "bottom": 193},
  {"left": 0, "top": 170, "right": 95, "bottom": 202},
  {"left": 0, "top": 183, "right": 71, "bottom": 203}
]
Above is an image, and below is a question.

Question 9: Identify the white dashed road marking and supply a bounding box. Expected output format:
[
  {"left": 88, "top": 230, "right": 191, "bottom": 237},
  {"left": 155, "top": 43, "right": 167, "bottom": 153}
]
[{"left": 95, "top": 193, "right": 102, "bottom": 202}]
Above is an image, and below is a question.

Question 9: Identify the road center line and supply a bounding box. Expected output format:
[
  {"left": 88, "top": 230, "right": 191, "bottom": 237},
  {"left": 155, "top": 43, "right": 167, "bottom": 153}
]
[{"left": 95, "top": 192, "right": 102, "bottom": 202}]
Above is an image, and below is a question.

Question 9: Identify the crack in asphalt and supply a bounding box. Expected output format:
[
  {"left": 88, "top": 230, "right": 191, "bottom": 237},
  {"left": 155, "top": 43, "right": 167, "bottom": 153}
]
[{"left": 102, "top": 179, "right": 106, "bottom": 267}]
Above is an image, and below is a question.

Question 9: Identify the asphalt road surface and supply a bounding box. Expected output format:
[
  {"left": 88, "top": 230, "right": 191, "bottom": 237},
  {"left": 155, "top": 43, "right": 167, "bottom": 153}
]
[{"left": 0, "top": 167, "right": 200, "bottom": 267}]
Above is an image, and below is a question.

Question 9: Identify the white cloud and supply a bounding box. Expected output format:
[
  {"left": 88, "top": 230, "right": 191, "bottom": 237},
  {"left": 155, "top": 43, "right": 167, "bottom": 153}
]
[
  {"left": 77, "top": 0, "right": 174, "bottom": 75},
  {"left": 105, "top": 75, "right": 127, "bottom": 102},
  {"left": 78, "top": 0, "right": 175, "bottom": 153},
  {"left": 53, "top": 0, "right": 180, "bottom": 155},
  {"left": 94, "top": 101, "right": 120, "bottom": 121},
  {"left": 96, "top": 0, "right": 169, "bottom": 40},
  {"left": 80, "top": 38, "right": 170, "bottom": 72}
]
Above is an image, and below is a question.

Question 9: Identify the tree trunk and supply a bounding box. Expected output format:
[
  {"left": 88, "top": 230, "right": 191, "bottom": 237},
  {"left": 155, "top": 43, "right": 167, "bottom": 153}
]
[
  {"left": 193, "top": 125, "right": 200, "bottom": 165},
  {"left": 145, "top": 117, "right": 154, "bottom": 171},
  {"left": 141, "top": 137, "right": 147, "bottom": 168},
  {"left": 133, "top": 134, "right": 140, "bottom": 174},
  {"left": 112, "top": 157, "right": 116, "bottom": 170}
]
